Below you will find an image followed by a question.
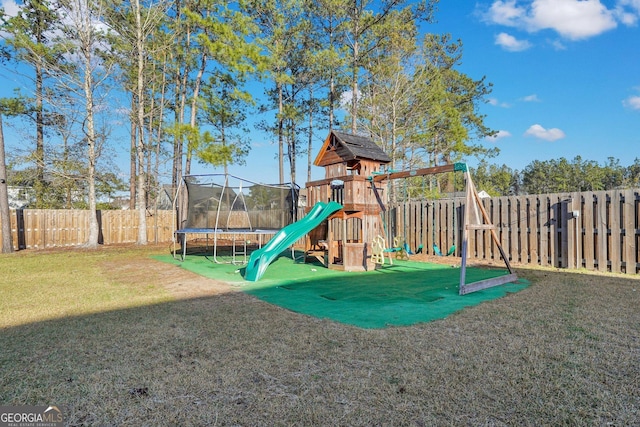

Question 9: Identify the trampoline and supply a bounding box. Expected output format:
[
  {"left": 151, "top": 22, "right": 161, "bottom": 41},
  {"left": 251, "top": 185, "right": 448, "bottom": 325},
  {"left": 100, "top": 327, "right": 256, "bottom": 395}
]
[
  {"left": 174, "top": 227, "right": 287, "bottom": 264},
  {"left": 172, "top": 174, "right": 299, "bottom": 263}
]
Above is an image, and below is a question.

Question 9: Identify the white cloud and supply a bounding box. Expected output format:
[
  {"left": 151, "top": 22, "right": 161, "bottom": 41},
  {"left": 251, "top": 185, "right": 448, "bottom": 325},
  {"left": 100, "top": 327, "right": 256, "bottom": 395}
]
[
  {"left": 616, "top": 0, "right": 640, "bottom": 24},
  {"left": 487, "top": 130, "right": 512, "bottom": 141},
  {"left": 0, "top": 0, "right": 19, "bottom": 39},
  {"left": 614, "top": 7, "right": 638, "bottom": 25},
  {"left": 623, "top": 95, "right": 640, "bottom": 110},
  {"left": 528, "top": 0, "right": 617, "bottom": 40},
  {"left": 483, "top": 0, "right": 637, "bottom": 41},
  {"left": 487, "top": 97, "right": 511, "bottom": 108},
  {"left": 622, "top": 0, "right": 640, "bottom": 9},
  {"left": 522, "top": 94, "right": 541, "bottom": 102},
  {"left": 525, "top": 124, "right": 566, "bottom": 141},
  {"left": 1, "top": 0, "right": 20, "bottom": 17},
  {"left": 485, "top": 0, "right": 527, "bottom": 26},
  {"left": 495, "top": 32, "right": 532, "bottom": 51},
  {"left": 550, "top": 39, "right": 567, "bottom": 50}
]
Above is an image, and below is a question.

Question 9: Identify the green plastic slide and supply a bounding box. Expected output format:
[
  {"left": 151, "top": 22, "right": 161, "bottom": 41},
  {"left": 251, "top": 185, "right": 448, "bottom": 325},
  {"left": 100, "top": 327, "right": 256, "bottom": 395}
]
[{"left": 244, "top": 201, "right": 343, "bottom": 281}]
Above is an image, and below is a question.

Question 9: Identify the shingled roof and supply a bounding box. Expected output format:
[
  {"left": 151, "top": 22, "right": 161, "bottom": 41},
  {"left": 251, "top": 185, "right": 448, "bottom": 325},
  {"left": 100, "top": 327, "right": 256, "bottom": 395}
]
[{"left": 314, "top": 130, "right": 391, "bottom": 166}]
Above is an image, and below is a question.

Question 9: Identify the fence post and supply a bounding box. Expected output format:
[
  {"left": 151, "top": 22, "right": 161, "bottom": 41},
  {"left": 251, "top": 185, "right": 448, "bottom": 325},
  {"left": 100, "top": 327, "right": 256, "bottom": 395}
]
[
  {"left": 16, "top": 208, "right": 25, "bottom": 249},
  {"left": 596, "top": 192, "right": 609, "bottom": 272},
  {"left": 610, "top": 191, "right": 622, "bottom": 273},
  {"left": 622, "top": 190, "right": 636, "bottom": 274},
  {"left": 583, "top": 193, "right": 595, "bottom": 270},
  {"left": 573, "top": 193, "right": 582, "bottom": 269},
  {"left": 561, "top": 197, "right": 576, "bottom": 269},
  {"left": 509, "top": 197, "right": 518, "bottom": 263}
]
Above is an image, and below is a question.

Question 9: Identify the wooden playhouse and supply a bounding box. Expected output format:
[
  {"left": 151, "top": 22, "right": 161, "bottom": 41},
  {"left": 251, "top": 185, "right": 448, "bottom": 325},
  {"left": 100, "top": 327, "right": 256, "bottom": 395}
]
[{"left": 304, "top": 130, "right": 391, "bottom": 272}]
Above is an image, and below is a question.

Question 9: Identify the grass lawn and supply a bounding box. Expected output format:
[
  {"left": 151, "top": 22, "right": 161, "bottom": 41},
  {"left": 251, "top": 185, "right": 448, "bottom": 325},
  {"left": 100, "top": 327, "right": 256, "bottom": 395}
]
[{"left": 1, "top": 245, "right": 639, "bottom": 425}]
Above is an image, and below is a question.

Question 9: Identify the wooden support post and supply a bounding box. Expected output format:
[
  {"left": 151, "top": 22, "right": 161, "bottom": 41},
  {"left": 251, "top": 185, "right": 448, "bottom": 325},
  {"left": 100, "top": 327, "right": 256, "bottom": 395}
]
[
  {"left": 459, "top": 171, "right": 517, "bottom": 294},
  {"left": 622, "top": 189, "right": 636, "bottom": 273},
  {"left": 471, "top": 185, "right": 515, "bottom": 274},
  {"left": 459, "top": 273, "right": 519, "bottom": 295}
]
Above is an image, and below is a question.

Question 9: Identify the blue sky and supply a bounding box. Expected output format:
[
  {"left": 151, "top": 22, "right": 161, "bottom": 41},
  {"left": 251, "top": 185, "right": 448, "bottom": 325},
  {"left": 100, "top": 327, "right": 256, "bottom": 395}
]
[
  {"left": 219, "top": 0, "right": 640, "bottom": 184},
  {"left": 427, "top": 1, "right": 640, "bottom": 170}
]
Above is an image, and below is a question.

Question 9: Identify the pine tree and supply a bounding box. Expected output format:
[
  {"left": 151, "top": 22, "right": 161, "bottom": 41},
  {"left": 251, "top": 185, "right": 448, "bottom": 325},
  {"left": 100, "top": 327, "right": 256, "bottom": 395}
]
[{"left": 0, "top": 0, "right": 63, "bottom": 207}]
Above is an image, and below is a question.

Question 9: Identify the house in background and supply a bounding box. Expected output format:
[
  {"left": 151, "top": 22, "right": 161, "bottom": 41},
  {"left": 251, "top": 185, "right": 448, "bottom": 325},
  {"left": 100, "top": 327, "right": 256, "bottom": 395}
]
[
  {"left": 7, "top": 186, "right": 34, "bottom": 209},
  {"left": 107, "top": 185, "right": 176, "bottom": 211}
]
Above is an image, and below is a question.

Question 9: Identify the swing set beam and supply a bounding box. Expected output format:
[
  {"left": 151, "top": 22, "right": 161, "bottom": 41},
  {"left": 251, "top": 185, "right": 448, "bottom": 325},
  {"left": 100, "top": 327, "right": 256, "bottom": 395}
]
[{"left": 371, "top": 163, "right": 467, "bottom": 183}]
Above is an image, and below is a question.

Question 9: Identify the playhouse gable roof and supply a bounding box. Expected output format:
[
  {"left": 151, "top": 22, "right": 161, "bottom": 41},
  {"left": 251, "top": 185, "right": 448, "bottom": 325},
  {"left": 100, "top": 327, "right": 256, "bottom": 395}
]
[{"left": 314, "top": 130, "right": 391, "bottom": 166}]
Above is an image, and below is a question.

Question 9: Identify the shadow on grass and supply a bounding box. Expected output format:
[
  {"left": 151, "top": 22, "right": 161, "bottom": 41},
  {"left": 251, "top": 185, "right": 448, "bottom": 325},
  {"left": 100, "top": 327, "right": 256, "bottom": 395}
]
[
  {"left": 155, "top": 251, "right": 529, "bottom": 329},
  {"left": 1, "top": 263, "right": 639, "bottom": 426},
  {"left": 0, "top": 291, "right": 332, "bottom": 424}
]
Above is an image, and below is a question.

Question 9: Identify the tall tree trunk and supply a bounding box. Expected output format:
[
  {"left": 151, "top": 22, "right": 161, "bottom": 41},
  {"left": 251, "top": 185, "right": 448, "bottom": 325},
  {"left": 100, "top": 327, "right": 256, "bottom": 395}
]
[
  {"left": 0, "top": 115, "right": 13, "bottom": 253},
  {"left": 35, "top": 60, "right": 45, "bottom": 206},
  {"left": 289, "top": 122, "right": 296, "bottom": 184},
  {"left": 327, "top": 16, "right": 335, "bottom": 131},
  {"left": 184, "top": 53, "right": 206, "bottom": 177},
  {"left": 84, "top": 71, "right": 99, "bottom": 248},
  {"left": 277, "top": 80, "right": 284, "bottom": 184},
  {"left": 62, "top": 133, "right": 71, "bottom": 209},
  {"left": 307, "top": 87, "right": 313, "bottom": 183},
  {"left": 175, "top": 25, "right": 190, "bottom": 181},
  {"left": 134, "top": 0, "right": 147, "bottom": 244},
  {"left": 146, "top": 91, "right": 154, "bottom": 207},
  {"left": 129, "top": 95, "right": 136, "bottom": 210},
  {"left": 155, "top": 57, "right": 167, "bottom": 187},
  {"left": 146, "top": 128, "right": 152, "bottom": 206},
  {"left": 350, "top": 13, "right": 359, "bottom": 135},
  {"left": 77, "top": 0, "right": 100, "bottom": 248},
  {"left": 171, "top": 92, "right": 182, "bottom": 192},
  {"left": 221, "top": 126, "right": 228, "bottom": 175},
  {"left": 171, "top": 60, "right": 187, "bottom": 191},
  {"left": 151, "top": 56, "right": 167, "bottom": 216},
  {"left": 351, "top": 62, "right": 358, "bottom": 134},
  {"left": 184, "top": 144, "right": 191, "bottom": 175},
  {"left": 328, "top": 72, "right": 335, "bottom": 131}
]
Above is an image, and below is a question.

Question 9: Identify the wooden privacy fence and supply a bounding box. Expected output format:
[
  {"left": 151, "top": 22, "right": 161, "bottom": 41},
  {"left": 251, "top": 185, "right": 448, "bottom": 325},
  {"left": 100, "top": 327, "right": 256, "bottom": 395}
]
[
  {"left": 2, "top": 189, "right": 639, "bottom": 275},
  {"left": 391, "top": 188, "right": 640, "bottom": 275},
  {"left": 0, "top": 209, "right": 175, "bottom": 250}
]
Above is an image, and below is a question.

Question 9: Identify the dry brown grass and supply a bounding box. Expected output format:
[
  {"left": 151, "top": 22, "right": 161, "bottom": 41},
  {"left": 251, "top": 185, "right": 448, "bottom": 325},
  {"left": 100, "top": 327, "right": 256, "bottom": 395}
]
[{"left": 1, "top": 245, "right": 639, "bottom": 426}]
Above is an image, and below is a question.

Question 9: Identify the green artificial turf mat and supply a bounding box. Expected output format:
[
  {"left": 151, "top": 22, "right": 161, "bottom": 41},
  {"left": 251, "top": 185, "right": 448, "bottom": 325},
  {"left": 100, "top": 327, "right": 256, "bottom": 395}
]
[{"left": 154, "top": 252, "right": 529, "bottom": 329}]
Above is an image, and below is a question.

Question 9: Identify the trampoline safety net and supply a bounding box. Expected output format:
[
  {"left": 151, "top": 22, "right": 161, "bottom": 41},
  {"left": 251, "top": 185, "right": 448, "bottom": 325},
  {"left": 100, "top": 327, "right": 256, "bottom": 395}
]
[{"left": 178, "top": 174, "right": 299, "bottom": 231}]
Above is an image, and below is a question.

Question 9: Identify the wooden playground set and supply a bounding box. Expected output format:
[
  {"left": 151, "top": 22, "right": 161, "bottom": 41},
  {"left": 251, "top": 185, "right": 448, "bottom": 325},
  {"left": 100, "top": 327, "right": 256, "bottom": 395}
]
[
  {"left": 172, "top": 129, "right": 517, "bottom": 293},
  {"left": 303, "top": 130, "right": 517, "bottom": 295}
]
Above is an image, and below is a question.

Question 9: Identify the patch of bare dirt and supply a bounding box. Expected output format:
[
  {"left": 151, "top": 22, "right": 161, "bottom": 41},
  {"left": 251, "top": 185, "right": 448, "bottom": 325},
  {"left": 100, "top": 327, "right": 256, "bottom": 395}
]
[{"left": 101, "top": 251, "right": 239, "bottom": 300}]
